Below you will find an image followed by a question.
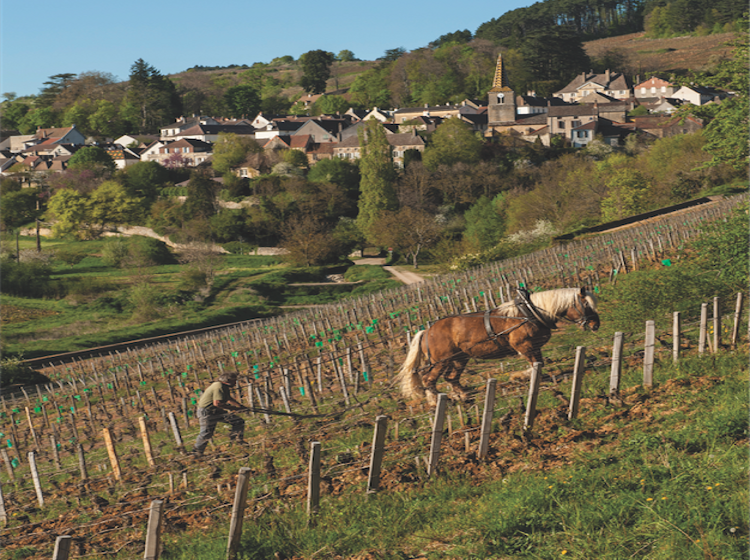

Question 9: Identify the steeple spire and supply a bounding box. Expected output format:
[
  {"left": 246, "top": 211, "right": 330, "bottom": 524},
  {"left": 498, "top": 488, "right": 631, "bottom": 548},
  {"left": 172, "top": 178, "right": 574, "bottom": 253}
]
[{"left": 489, "top": 54, "right": 513, "bottom": 93}]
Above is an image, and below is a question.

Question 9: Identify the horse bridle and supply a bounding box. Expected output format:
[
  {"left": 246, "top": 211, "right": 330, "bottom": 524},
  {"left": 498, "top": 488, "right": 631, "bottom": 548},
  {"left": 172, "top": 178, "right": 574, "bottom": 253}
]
[{"left": 559, "top": 293, "right": 597, "bottom": 329}]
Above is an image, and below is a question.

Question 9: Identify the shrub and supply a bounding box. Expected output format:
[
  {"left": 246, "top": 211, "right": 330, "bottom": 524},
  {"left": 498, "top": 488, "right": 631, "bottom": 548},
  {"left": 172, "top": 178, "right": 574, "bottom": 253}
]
[
  {"left": 129, "top": 236, "right": 176, "bottom": 266},
  {"left": 0, "top": 356, "right": 50, "bottom": 388},
  {"left": 0, "top": 258, "right": 60, "bottom": 298},
  {"left": 604, "top": 266, "right": 723, "bottom": 331},
  {"left": 691, "top": 200, "right": 748, "bottom": 292},
  {"left": 101, "top": 237, "right": 131, "bottom": 267}
]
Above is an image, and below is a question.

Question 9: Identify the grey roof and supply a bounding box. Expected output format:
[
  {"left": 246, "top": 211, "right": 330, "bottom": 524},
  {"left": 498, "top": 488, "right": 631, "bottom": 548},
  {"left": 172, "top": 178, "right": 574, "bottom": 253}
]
[{"left": 555, "top": 71, "right": 631, "bottom": 94}]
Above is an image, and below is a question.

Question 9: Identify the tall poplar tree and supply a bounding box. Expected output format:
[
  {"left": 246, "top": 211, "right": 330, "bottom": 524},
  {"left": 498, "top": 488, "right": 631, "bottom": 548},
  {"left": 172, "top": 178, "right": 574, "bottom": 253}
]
[{"left": 356, "top": 119, "right": 397, "bottom": 242}]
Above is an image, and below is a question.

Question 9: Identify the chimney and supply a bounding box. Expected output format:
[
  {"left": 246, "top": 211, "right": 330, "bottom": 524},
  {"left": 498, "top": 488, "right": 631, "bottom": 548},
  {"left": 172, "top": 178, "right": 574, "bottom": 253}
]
[{"left": 606, "top": 69, "right": 611, "bottom": 82}]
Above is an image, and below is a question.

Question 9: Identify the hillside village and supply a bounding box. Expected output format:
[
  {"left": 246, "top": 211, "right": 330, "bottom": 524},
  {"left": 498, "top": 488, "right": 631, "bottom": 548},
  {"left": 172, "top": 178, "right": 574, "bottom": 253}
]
[{"left": 0, "top": 55, "right": 731, "bottom": 177}]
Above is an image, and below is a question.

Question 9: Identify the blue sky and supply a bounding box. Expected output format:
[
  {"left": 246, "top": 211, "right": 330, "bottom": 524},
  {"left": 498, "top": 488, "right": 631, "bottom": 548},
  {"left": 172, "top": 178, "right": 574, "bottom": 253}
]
[{"left": 1, "top": 0, "right": 534, "bottom": 99}]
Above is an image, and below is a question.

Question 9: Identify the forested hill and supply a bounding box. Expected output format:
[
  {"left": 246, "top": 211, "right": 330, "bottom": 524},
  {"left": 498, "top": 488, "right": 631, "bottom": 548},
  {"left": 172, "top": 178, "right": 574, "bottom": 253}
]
[{"left": 474, "top": 0, "right": 745, "bottom": 45}]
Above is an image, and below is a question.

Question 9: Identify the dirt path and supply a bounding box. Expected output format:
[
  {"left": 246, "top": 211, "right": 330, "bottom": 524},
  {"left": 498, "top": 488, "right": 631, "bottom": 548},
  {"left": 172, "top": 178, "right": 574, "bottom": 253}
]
[
  {"left": 351, "top": 257, "right": 425, "bottom": 285},
  {"left": 383, "top": 265, "right": 425, "bottom": 284}
]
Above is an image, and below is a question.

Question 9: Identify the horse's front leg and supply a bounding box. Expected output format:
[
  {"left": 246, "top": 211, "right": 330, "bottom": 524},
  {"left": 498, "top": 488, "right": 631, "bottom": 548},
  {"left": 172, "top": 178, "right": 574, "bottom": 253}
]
[{"left": 511, "top": 331, "right": 547, "bottom": 380}]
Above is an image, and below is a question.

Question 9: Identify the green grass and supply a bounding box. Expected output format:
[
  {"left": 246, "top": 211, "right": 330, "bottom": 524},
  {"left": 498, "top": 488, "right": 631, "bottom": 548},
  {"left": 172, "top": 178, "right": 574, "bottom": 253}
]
[{"left": 1, "top": 243, "right": 404, "bottom": 360}]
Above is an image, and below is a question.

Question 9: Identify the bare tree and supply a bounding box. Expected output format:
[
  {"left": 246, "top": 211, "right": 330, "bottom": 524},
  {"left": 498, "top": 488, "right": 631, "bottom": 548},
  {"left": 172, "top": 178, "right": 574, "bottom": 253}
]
[
  {"left": 281, "top": 215, "right": 341, "bottom": 267},
  {"left": 371, "top": 207, "right": 443, "bottom": 269}
]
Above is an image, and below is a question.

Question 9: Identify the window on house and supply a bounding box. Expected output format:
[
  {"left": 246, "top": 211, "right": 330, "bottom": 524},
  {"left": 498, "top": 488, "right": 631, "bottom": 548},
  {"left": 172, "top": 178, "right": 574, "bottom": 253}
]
[
  {"left": 571, "top": 120, "right": 581, "bottom": 128},
  {"left": 558, "top": 120, "right": 565, "bottom": 130}
]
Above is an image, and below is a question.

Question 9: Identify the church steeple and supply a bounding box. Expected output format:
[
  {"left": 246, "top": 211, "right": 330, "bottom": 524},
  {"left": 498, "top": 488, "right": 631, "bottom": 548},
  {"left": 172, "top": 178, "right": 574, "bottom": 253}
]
[
  {"left": 488, "top": 54, "right": 516, "bottom": 126},
  {"left": 489, "top": 54, "right": 513, "bottom": 93}
]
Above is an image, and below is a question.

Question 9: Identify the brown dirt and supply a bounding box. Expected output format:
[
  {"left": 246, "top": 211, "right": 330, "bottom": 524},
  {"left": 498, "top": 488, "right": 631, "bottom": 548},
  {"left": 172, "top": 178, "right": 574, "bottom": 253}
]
[
  {"left": 1, "top": 370, "right": 728, "bottom": 559},
  {"left": 584, "top": 31, "right": 737, "bottom": 75}
]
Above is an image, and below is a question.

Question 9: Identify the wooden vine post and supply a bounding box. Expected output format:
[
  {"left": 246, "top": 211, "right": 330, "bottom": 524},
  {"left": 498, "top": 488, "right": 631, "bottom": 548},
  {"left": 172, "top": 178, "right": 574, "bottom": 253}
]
[
  {"left": 28, "top": 451, "right": 44, "bottom": 507},
  {"left": 307, "top": 442, "right": 322, "bottom": 525},
  {"left": 568, "top": 347, "right": 586, "bottom": 420},
  {"left": 0, "top": 481, "right": 7, "bottom": 526},
  {"left": 731, "top": 292, "right": 743, "bottom": 349},
  {"left": 367, "top": 415, "right": 388, "bottom": 493},
  {"left": 609, "top": 332, "right": 624, "bottom": 401},
  {"left": 77, "top": 443, "right": 88, "bottom": 481},
  {"left": 139, "top": 417, "right": 156, "bottom": 468},
  {"left": 102, "top": 427, "right": 122, "bottom": 481},
  {"left": 226, "top": 468, "right": 251, "bottom": 560},
  {"left": 427, "top": 393, "right": 448, "bottom": 477},
  {"left": 698, "top": 303, "right": 708, "bottom": 354},
  {"left": 643, "top": 321, "right": 655, "bottom": 387},
  {"left": 673, "top": 312, "right": 681, "bottom": 362},
  {"left": 144, "top": 499, "right": 165, "bottom": 560},
  {"left": 523, "top": 363, "right": 542, "bottom": 430},
  {"left": 712, "top": 296, "right": 721, "bottom": 353},
  {"left": 52, "top": 535, "right": 73, "bottom": 560},
  {"left": 478, "top": 379, "right": 497, "bottom": 459},
  {"left": 168, "top": 412, "right": 185, "bottom": 453}
]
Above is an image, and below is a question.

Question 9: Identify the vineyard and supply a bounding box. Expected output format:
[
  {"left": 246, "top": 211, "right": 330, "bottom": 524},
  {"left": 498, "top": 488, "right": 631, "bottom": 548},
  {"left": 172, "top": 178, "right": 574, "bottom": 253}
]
[{"left": 0, "top": 193, "right": 746, "bottom": 559}]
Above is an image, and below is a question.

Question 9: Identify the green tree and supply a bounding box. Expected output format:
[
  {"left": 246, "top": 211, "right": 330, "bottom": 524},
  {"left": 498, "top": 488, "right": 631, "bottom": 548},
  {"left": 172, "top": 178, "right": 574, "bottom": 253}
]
[
  {"left": 336, "top": 50, "right": 357, "bottom": 62},
  {"left": 332, "top": 217, "right": 367, "bottom": 257},
  {"left": 689, "top": 29, "right": 749, "bottom": 172},
  {"left": 61, "top": 101, "right": 94, "bottom": 135},
  {"left": 88, "top": 100, "right": 124, "bottom": 138},
  {"left": 224, "top": 85, "right": 261, "bottom": 118},
  {"left": 308, "top": 157, "right": 361, "bottom": 198},
  {"left": 46, "top": 188, "right": 90, "bottom": 239},
  {"left": 183, "top": 170, "right": 218, "bottom": 222},
  {"left": 313, "top": 95, "right": 349, "bottom": 115},
  {"left": 0, "top": 189, "right": 40, "bottom": 231},
  {"left": 518, "top": 28, "right": 591, "bottom": 95},
  {"left": 122, "top": 59, "right": 181, "bottom": 133},
  {"left": 422, "top": 118, "right": 482, "bottom": 172},
  {"left": 281, "top": 149, "right": 309, "bottom": 169},
  {"left": 356, "top": 120, "right": 397, "bottom": 241},
  {"left": 349, "top": 68, "right": 392, "bottom": 108},
  {"left": 299, "top": 50, "right": 335, "bottom": 94},
  {"left": 37, "top": 73, "right": 76, "bottom": 108},
  {"left": 0, "top": 101, "right": 30, "bottom": 130},
  {"left": 121, "top": 160, "right": 169, "bottom": 205},
  {"left": 87, "top": 180, "right": 141, "bottom": 233},
  {"left": 462, "top": 194, "right": 506, "bottom": 251},
  {"left": 212, "top": 133, "right": 262, "bottom": 175},
  {"left": 67, "top": 146, "right": 116, "bottom": 173},
  {"left": 379, "top": 48, "right": 406, "bottom": 62},
  {"left": 600, "top": 169, "right": 649, "bottom": 221},
  {"left": 17, "top": 107, "right": 59, "bottom": 134}
]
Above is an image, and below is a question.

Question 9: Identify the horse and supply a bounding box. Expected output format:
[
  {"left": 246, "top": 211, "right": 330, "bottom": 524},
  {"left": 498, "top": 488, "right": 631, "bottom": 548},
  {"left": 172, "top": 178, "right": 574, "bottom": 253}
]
[{"left": 396, "top": 287, "right": 600, "bottom": 406}]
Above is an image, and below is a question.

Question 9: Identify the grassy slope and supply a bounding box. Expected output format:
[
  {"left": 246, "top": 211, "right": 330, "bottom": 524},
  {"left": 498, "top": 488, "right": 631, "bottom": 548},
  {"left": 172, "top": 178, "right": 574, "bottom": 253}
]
[{"left": 1, "top": 239, "right": 399, "bottom": 359}]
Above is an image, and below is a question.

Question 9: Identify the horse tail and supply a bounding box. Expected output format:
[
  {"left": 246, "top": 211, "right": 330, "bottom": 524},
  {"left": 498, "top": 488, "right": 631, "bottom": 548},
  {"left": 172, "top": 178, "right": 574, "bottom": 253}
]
[{"left": 397, "top": 330, "right": 426, "bottom": 399}]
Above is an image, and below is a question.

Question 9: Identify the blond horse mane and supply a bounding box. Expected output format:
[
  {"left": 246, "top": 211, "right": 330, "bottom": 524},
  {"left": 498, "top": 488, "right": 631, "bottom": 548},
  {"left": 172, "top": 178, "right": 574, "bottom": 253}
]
[{"left": 496, "top": 288, "right": 598, "bottom": 323}]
